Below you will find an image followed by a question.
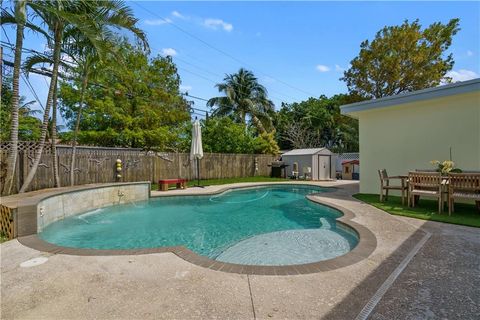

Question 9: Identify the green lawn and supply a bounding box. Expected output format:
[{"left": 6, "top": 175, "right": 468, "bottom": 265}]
[
  {"left": 151, "top": 176, "right": 290, "bottom": 190},
  {"left": 354, "top": 193, "right": 480, "bottom": 228}
]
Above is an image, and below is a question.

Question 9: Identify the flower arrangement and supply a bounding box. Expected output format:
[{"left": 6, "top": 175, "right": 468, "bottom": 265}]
[{"left": 430, "top": 160, "right": 462, "bottom": 174}]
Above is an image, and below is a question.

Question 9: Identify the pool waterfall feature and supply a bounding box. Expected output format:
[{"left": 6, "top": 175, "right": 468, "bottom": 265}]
[{"left": 35, "top": 183, "right": 150, "bottom": 233}]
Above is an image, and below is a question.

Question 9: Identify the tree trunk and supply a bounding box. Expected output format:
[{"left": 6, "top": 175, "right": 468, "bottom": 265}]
[
  {"left": 70, "top": 68, "right": 89, "bottom": 186},
  {"left": 51, "top": 81, "right": 60, "bottom": 187},
  {"left": 251, "top": 115, "right": 267, "bottom": 135},
  {"left": 20, "top": 24, "right": 63, "bottom": 193},
  {"left": 3, "top": 0, "right": 26, "bottom": 195}
]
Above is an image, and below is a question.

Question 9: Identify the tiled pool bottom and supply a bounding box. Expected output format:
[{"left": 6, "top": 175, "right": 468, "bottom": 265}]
[{"left": 216, "top": 228, "right": 356, "bottom": 266}]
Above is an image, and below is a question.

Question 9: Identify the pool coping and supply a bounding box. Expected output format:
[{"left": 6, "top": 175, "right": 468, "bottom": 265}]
[{"left": 15, "top": 182, "right": 377, "bottom": 275}]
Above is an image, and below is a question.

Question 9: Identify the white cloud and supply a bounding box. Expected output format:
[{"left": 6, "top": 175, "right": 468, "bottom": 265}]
[
  {"left": 180, "top": 85, "right": 192, "bottom": 92},
  {"left": 467, "top": 50, "right": 474, "bottom": 57},
  {"left": 172, "top": 11, "right": 187, "bottom": 20},
  {"left": 144, "top": 18, "right": 172, "bottom": 26},
  {"left": 334, "top": 64, "right": 345, "bottom": 72},
  {"left": 204, "top": 19, "right": 233, "bottom": 32},
  {"left": 316, "top": 64, "right": 330, "bottom": 72},
  {"left": 445, "top": 69, "right": 479, "bottom": 82},
  {"left": 161, "top": 48, "right": 177, "bottom": 57}
]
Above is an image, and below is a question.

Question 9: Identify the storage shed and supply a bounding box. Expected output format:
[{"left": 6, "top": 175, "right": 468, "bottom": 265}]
[{"left": 281, "top": 148, "right": 335, "bottom": 180}]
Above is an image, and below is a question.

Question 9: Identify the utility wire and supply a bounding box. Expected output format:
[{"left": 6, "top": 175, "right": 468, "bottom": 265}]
[
  {"left": 21, "top": 72, "right": 45, "bottom": 111},
  {"left": 173, "top": 55, "right": 296, "bottom": 101},
  {"left": 167, "top": 46, "right": 299, "bottom": 101},
  {"left": 182, "top": 93, "right": 209, "bottom": 102},
  {"left": 2, "top": 26, "right": 46, "bottom": 112},
  {"left": 133, "top": 2, "right": 318, "bottom": 97}
]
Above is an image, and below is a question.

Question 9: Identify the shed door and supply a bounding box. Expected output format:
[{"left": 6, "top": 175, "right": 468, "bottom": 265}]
[{"left": 317, "top": 155, "right": 331, "bottom": 180}]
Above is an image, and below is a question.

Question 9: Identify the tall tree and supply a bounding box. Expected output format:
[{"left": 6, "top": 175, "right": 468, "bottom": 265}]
[
  {"left": 1, "top": 1, "right": 54, "bottom": 194},
  {"left": 59, "top": 43, "right": 189, "bottom": 151},
  {"left": 1, "top": 0, "right": 26, "bottom": 195},
  {"left": 342, "top": 19, "right": 460, "bottom": 98},
  {"left": 23, "top": 50, "right": 78, "bottom": 187},
  {"left": 19, "top": 0, "right": 148, "bottom": 192},
  {"left": 207, "top": 68, "right": 275, "bottom": 134},
  {"left": 64, "top": 0, "right": 148, "bottom": 186},
  {"left": 275, "top": 94, "right": 361, "bottom": 153},
  {"left": 207, "top": 68, "right": 279, "bottom": 154}
]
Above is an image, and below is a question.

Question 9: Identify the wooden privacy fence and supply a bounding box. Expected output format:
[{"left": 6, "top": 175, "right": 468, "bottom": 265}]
[{"left": 0, "top": 142, "right": 276, "bottom": 194}]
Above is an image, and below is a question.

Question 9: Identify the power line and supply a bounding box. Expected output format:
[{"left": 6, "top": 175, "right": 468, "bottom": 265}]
[
  {"left": 133, "top": 2, "right": 318, "bottom": 97},
  {"left": 173, "top": 55, "right": 222, "bottom": 79},
  {"left": 0, "top": 40, "right": 51, "bottom": 59},
  {"left": 21, "top": 72, "right": 45, "bottom": 111},
  {"left": 182, "top": 93, "right": 209, "bottom": 102},
  {"left": 173, "top": 55, "right": 297, "bottom": 101},
  {"left": 2, "top": 26, "right": 46, "bottom": 112},
  {"left": 177, "top": 65, "right": 289, "bottom": 105},
  {"left": 170, "top": 46, "right": 298, "bottom": 101},
  {"left": 190, "top": 106, "right": 210, "bottom": 112}
]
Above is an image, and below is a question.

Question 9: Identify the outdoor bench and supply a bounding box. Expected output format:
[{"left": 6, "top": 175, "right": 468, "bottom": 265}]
[{"left": 158, "top": 179, "right": 188, "bottom": 191}]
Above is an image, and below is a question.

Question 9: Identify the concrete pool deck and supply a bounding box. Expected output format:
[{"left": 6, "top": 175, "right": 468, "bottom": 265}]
[{"left": 1, "top": 181, "right": 479, "bottom": 319}]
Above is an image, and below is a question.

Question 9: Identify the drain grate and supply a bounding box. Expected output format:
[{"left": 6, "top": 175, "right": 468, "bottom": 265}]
[{"left": 355, "top": 231, "right": 432, "bottom": 320}]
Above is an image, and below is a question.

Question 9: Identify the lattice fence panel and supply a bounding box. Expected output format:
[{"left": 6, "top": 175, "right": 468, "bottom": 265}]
[
  {"left": 334, "top": 152, "right": 360, "bottom": 172},
  {"left": 0, "top": 205, "right": 15, "bottom": 240},
  {"left": 0, "top": 141, "right": 52, "bottom": 154}
]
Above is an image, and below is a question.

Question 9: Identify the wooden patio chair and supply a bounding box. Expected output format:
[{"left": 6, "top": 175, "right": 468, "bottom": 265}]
[
  {"left": 448, "top": 173, "right": 480, "bottom": 215},
  {"left": 378, "top": 169, "right": 408, "bottom": 205},
  {"left": 408, "top": 171, "right": 443, "bottom": 213}
]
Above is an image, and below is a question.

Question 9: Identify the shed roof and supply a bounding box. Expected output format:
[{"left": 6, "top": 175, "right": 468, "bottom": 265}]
[
  {"left": 340, "top": 78, "right": 480, "bottom": 117},
  {"left": 282, "top": 148, "right": 327, "bottom": 156},
  {"left": 342, "top": 159, "right": 359, "bottom": 165}
]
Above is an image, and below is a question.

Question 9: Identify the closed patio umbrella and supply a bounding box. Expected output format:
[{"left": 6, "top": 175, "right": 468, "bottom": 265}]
[{"left": 190, "top": 119, "right": 204, "bottom": 187}]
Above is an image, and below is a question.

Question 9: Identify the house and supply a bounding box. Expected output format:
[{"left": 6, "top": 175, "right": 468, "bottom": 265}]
[
  {"left": 342, "top": 159, "right": 360, "bottom": 180},
  {"left": 340, "top": 78, "right": 480, "bottom": 194},
  {"left": 281, "top": 148, "right": 336, "bottom": 180}
]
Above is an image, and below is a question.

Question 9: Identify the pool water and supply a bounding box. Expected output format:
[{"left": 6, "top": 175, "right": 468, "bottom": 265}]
[{"left": 40, "top": 185, "right": 359, "bottom": 266}]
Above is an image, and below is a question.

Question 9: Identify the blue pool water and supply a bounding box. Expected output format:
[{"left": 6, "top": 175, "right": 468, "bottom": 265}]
[{"left": 40, "top": 185, "right": 359, "bottom": 265}]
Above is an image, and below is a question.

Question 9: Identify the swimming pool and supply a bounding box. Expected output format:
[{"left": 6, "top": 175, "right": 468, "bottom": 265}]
[{"left": 39, "top": 185, "right": 359, "bottom": 266}]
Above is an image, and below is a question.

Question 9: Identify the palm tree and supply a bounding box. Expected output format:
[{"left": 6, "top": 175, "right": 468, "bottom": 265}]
[
  {"left": 66, "top": 42, "right": 105, "bottom": 186},
  {"left": 23, "top": 50, "right": 77, "bottom": 187},
  {"left": 65, "top": 1, "right": 148, "bottom": 186},
  {"left": 2, "top": 1, "right": 26, "bottom": 194},
  {"left": 207, "top": 68, "right": 275, "bottom": 135},
  {"left": 19, "top": 0, "right": 148, "bottom": 192},
  {"left": 1, "top": 1, "right": 50, "bottom": 194},
  {"left": 1, "top": 1, "right": 27, "bottom": 195}
]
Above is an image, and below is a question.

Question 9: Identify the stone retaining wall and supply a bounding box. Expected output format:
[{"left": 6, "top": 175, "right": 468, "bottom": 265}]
[
  {"left": 0, "top": 182, "right": 150, "bottom": 238},
  {"left": 37, "top": 184, "right": 150, "bottom": 232}
]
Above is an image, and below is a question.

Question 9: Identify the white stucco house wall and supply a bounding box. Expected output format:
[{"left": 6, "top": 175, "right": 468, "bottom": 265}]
[{"left": 340, "top": 78, "right": 480, "bottom": 194}]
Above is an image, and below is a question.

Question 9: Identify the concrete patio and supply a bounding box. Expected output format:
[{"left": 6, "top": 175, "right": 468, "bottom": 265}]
[{"left": 1, "top": 181, "right": 479, "bottom": 319}]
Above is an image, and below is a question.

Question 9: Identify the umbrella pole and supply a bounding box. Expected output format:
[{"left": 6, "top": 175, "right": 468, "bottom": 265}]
[
  {"left": 196, "top": 158, "right": 204, "bottom": 188},
  {"left": 197, "top": 158, "right": 200, "bottom": 187}
]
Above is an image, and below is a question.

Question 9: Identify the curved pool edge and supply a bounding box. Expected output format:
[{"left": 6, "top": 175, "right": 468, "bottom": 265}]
[
  {"left": 150, "top": 181, "right": 339, "bottom": 199},
  {"left": 17, "top": 186, "right": 377, "bottom": 276}
]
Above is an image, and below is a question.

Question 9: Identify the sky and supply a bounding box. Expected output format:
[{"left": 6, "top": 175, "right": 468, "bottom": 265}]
[{"left": 1, "top": 1, "right": 479, "bottom": 124}]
